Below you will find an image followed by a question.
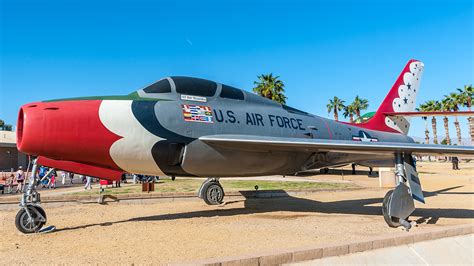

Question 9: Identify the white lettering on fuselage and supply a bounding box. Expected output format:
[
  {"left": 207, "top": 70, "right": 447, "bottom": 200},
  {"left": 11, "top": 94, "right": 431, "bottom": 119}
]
[{"left": 212, "top": 108, "right": 305, "bottom": 130}]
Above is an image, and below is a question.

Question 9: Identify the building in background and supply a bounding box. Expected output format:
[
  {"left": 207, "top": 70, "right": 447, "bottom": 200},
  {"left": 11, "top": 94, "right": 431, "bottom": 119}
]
[{"left": 0, "top": 130, "right": 29, "bottom": 171}]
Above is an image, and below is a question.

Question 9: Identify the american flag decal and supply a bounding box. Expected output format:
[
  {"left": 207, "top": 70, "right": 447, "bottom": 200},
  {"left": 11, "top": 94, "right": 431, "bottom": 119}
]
[{"left": 181, "top": 104, "right": 213, "bottom": 123}]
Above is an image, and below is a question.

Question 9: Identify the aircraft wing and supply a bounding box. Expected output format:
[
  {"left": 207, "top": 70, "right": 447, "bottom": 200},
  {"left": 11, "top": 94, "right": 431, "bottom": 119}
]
[{"left": 199, "top": 135, "right": 474, "bottom": 156}]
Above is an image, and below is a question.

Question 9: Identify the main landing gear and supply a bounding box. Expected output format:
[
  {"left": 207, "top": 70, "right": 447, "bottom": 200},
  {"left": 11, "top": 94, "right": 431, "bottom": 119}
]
[
  {"left": 198, "top": 178, "right": 225, "bottom": 205},
  {"left": 15, "top": 159, "right": 47, "bottom": 234},
  {"left": 381, "top": 153, "right": 423, "bottom": 231}
]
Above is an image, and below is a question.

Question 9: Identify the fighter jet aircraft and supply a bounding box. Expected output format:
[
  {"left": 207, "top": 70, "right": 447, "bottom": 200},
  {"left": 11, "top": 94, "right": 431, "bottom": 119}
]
[{"left": 15, "top": 59, "right": 474, "bottom": 233}]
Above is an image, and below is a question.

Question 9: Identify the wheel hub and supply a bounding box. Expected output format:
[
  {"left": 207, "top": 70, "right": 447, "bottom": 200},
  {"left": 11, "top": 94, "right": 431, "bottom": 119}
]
[{"left": 208, "top": 186, "right": 222, "bottom": 202}]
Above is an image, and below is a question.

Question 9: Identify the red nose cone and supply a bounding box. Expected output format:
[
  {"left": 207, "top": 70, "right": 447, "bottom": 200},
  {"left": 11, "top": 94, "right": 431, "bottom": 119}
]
[{"left": 17, "top": 100, "right": 121, "bottom": 170}]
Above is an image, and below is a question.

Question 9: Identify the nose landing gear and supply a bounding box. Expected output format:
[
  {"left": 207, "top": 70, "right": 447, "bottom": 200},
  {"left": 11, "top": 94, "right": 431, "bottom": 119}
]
[
  {"left": 15, "top": 158, "right": 49, "bottom": 234},
  {"left": 198, "top": 178, "right": 225, "bottom": 205}
]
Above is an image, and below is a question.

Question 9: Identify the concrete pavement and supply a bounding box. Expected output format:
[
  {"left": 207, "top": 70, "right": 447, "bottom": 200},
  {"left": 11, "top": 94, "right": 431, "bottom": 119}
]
[{"left": 291, "top": 234, "right": 473, "bottom": 265}]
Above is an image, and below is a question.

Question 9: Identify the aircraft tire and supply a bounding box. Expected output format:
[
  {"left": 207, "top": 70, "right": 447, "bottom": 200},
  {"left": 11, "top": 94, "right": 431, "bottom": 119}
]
[
  {"left": 15, "top": 206, "right": 46, "bottom": 234},
  {"left": 382, "top": 190, "right": 401, "bottom": 228},
  {"left": 202, "top": 182, "right": 224, "bottom": 205}
]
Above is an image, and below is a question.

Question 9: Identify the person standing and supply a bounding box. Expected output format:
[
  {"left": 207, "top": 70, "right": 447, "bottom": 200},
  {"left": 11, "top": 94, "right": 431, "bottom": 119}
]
[
  {"left": 452, "top": 157, "right": 460, "bottom": 170},
  {"left": 351, "top": 163, "right": 357, "bottom": 175},
  {"left": 84, "top": 176, "right": 92, "bottom": 190},
  {"left": 49, "top": 169, "right": 57, "bottom": 189},
  {"left": 61, "top": 171, "right": 67, "bottom": 185},
  {"left": 39, "top": 166, "right": 50, "bottom": 188},
  {"left": 7, "top": 173, "right": 14, "bottom": 193},
  {"left": 15, "top": 166, "right": 25, "bottom": 193}
]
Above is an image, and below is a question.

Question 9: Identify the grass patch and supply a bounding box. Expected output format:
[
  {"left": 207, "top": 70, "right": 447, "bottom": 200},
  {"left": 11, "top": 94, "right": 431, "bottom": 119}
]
[{"left": 70, "top": 178, "right": 354, "bottom": 196}]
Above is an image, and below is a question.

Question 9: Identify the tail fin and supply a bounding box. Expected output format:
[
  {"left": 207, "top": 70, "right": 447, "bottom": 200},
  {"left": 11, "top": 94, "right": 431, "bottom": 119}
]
[{"left": 358, "top": 59, "right": 424, "bottom": 135}]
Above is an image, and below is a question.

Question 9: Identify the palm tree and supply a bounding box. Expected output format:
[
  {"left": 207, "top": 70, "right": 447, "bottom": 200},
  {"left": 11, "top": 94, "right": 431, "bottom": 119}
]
[
  {"left": 457, "top": 84, "right": 473, "bottom": 110},
  {"left": 0, "top": 119, "right": 13, "bottom": 131},
  {"left": 424, "top": 100, "right": 441, "bottom": 144},
  {"left": 457, "top": 84, "right": 473, "bottom": 144},
  {"left": 252, "top": 73, "right": 287, "bottom": 104},
  {"left": 417, "top": 104, "right": 430, "bottom": 144},
  {"left": 343, "top": 104, "right": 356, "bottom": 123},
  {"left": 444, "top": 92, "right": 463, "bottom": 145},
  {"left": 441, "top": 96, "right": 455, "bottom": 145},
  {"left": 327, "top": 97, "right": 345, "bottom": 121},
  {"left": 351, "top": 96, "right": 369, "bottom": 119}
]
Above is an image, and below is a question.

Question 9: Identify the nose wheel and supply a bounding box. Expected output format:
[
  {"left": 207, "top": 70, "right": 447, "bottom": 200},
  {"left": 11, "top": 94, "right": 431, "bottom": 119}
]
[
  {"left": 198, "top": 178, "right": 225, "bottom": 205},
  {"left": 15, "top": 205, "right": 46, "bottom": 234}
]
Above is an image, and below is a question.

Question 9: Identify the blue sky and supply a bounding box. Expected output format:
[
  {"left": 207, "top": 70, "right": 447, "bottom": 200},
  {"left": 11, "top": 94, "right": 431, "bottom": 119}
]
[{"left": 1, "top": 0, "right": 472, "bottom": 142}]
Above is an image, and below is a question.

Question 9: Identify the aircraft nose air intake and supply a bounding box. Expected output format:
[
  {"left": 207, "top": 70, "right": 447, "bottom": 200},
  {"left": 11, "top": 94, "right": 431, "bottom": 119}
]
[
  {"left": 17, "top": 103, "right": 44, "bottom": 155},
  {"left": 16, "top": 107, "right": 24, "bottom": 149}
]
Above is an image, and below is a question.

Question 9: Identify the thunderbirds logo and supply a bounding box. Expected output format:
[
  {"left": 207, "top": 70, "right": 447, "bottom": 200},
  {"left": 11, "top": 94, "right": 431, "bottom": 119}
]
[
  {"left": 385, "top": 61, "right": 424, "bottom": 134},
  {"left": 352, "top": 131, "right": 378, "bottom": 142}
]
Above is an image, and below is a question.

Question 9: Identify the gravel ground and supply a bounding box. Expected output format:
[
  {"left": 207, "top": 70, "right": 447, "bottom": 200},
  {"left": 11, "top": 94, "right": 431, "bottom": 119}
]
[{"left": 0, "top": 162, "right": 472, "bottom": 265}]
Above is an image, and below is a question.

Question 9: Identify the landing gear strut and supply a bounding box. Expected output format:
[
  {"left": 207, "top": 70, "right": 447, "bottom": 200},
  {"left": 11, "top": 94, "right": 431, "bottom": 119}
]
[
  {"left": 15, "top": 158, "right": 47, "bottom": 234},
  {"left": 381, "top": 153, "right": 422, "bottom": 231},
  {"left": 198, "top": 178, "right": 225, "bottom": 205}
]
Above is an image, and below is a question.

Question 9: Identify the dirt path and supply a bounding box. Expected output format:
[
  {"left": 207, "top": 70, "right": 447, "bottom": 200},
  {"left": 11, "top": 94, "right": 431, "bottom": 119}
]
[{"left": 0, "top": 162, "right": 472, "bottom": 264}]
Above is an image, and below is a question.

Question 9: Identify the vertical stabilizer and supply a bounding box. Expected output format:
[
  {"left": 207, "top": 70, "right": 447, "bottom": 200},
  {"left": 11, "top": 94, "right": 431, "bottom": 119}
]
[{"left": 357, "top": 59, "right": 424, "bottom": 135}]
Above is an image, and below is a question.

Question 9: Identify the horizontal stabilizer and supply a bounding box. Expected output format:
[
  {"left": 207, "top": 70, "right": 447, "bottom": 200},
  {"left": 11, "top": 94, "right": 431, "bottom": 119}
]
[{"left": 383, "top": 111, "right": 474, "bottom": 117}]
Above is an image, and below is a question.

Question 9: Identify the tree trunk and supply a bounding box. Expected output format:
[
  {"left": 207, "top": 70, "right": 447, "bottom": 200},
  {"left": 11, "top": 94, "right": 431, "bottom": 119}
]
[
  {"left": 334, "top": 108, "right": 339, "bottom": 121},
  {"left": 431, "top": 117, "right": 438, "bottom": 144},
  {"left": 454, "top": 117, "right": 462, "bottom": 145},
  {"left": 443, "top": 116, "right": 451, "bottom": 145},
  {"left": 349, "top": 114, "right": 354, "bottom": 123},
  {"left": 423, "top": 118, "right": 429, "bottom": 144},
  {"left": 469, "top": 117, "right": 474, "bottom": 146}
]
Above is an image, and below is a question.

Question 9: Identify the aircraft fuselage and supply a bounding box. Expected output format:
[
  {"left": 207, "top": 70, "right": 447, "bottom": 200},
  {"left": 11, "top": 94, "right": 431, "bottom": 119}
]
[{"left": 17, "top": 77, "right": 414, "bottom": 178}]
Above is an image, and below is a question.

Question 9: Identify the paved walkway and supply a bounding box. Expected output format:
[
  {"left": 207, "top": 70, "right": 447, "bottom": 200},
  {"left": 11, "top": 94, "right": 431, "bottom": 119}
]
[{"left": 291, "top": 234, "right": 473, "bottom": 265}]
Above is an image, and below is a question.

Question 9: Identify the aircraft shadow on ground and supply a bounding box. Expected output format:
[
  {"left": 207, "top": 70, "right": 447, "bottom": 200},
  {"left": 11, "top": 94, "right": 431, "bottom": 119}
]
[
  {"left": 296, "top": 169, "right": 378, "bottom": 177},
  {"left": 55, "top": 186, "right": 474, "bottom": 233}
]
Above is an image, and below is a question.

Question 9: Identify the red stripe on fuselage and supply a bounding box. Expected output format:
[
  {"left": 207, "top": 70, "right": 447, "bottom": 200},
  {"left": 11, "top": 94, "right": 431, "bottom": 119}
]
[{"left": 323, "top": 120, "right": 333, "bottom": 139}]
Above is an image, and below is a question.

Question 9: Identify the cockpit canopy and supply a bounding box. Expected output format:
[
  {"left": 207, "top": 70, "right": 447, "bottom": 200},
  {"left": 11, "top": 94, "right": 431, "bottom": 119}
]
[
  {"left": 136, "top": 76, "right": 290, "bottom": 109},
  {"left": 139, "top": 76, "right": 245, "bottom": 101}
]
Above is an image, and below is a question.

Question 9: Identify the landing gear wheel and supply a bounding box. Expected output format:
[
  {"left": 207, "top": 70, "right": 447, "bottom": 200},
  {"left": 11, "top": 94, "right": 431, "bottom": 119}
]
[
  {"left": 202, "top": 182, "right": 224, "bottom": 205},
  {"left": 382, "top": 190, "right": 401, "bottom": 228},
  {"left": 15, "top": 206, "right": 46, "bottom": 234}
]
